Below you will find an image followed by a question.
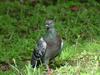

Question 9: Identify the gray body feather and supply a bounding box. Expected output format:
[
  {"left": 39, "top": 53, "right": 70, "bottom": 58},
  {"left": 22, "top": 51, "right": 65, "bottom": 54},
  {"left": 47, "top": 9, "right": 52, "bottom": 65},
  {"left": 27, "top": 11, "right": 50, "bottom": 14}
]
[{"left": 31, "top": 20, "right": 63, "bottom": 68}]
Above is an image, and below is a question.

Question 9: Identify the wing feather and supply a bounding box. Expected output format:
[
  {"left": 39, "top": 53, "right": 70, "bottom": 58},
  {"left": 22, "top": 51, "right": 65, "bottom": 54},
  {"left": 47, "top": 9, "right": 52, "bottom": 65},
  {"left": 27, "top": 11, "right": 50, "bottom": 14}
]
[{"left": 36, "top": 37, "right": 47, "bottom": 56}]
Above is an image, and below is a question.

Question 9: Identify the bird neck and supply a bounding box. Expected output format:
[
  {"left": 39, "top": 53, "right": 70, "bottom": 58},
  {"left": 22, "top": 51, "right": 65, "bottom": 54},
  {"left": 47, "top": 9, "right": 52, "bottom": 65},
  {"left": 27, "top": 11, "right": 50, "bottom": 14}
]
[
  {"left": 44, "top": 27, "right": 57, "bottom": 41},
  {"left": 47, "top": 27, "right": 56, "bottom": 34}
]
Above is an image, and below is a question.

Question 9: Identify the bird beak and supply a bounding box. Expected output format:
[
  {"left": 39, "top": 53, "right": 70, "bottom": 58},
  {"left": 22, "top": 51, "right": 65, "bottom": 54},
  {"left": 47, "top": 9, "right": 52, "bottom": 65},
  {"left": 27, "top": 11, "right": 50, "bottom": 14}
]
[{"left": 46, "top": 25, "right": 49, "bottom": 27}]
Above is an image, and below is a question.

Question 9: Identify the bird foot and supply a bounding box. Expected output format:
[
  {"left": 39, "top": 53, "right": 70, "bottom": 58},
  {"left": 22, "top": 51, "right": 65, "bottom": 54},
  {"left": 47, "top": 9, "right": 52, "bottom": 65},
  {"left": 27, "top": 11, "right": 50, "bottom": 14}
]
[{"left": 47, "top": 68, "right": 53, "bottom": 75}]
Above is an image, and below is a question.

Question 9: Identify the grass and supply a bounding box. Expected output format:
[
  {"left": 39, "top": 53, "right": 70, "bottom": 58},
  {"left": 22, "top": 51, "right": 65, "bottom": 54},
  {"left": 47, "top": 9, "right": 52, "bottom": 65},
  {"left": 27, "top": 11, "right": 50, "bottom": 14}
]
[
  {"left": 8, "top": 41, "right": 100, "bottom": 75},
  {"left": 0, "top": 0, "right": 100, "bottom": 75}
]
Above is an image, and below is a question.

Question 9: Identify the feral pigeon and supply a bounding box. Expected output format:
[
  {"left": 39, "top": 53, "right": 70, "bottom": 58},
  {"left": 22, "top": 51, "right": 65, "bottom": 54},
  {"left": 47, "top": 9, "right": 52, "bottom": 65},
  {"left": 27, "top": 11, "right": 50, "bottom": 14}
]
[{"left": 31, "top": 20, "right": 63, "bottom": 73}]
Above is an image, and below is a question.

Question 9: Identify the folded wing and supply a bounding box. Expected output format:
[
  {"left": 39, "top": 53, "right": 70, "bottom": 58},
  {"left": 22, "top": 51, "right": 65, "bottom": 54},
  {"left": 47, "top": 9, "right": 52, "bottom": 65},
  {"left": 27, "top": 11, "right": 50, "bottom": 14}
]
[{"left": 31, "top": 37, "right": 47, "bottom": 67}]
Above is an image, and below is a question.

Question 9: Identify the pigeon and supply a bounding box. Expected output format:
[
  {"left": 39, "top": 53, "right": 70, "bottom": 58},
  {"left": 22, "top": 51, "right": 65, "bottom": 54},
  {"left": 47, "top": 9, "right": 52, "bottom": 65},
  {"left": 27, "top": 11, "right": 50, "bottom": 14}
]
[{"left": 31, "top": 20, "right": 63, "bottom": 74}]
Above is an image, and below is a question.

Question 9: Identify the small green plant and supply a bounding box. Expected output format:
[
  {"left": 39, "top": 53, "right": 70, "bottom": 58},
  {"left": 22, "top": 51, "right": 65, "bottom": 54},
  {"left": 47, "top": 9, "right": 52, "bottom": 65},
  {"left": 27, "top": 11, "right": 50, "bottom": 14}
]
[{"left": 0, "top": 0, "right": 100, "bottom": 75}]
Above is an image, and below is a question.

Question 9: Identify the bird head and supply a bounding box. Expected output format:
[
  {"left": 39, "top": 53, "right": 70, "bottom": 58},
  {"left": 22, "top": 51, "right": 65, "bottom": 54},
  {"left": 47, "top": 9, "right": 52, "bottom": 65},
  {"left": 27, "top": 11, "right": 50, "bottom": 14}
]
[{"left": 45, "top": 20, "right": 54, "bottom": 29}]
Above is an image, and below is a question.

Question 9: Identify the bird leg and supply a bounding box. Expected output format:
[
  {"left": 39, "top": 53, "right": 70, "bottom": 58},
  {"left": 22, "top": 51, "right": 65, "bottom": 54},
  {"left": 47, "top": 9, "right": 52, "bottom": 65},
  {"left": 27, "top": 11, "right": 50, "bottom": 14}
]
[
  {"left": 44, "top": 59, "right": 53, "bottom": 75},
  {"left": 46, "top": 65, "right": 52, "bottom": 75}
]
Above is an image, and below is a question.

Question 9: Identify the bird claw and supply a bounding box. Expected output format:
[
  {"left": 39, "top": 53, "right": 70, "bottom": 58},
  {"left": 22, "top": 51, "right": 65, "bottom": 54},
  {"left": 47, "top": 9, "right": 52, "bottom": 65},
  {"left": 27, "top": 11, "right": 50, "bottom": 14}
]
[{"left": 47, "top": 68, "right": 53, "bottom": 75}]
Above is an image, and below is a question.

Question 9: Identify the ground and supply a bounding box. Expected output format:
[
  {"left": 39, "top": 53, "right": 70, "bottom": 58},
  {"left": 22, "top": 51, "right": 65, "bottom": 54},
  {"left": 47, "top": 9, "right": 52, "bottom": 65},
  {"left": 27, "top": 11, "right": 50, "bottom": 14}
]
[{"left": 0, "top": 0, "right": 100, "bottom": 75}]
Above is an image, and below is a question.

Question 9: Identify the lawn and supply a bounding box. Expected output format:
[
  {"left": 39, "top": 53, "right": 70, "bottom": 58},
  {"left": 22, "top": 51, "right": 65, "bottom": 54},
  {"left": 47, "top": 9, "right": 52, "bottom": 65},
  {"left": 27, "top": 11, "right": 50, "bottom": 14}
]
[{"left": 0, "top": 0, "right": 100, "bottom": 75}]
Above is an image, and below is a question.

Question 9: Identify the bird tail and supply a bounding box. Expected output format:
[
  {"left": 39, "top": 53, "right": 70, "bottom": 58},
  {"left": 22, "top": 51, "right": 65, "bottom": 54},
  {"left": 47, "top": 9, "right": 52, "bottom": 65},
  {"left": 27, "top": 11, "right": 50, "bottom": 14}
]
[{"left": 31, "top": 50, "right": 42, "bottom": 68}]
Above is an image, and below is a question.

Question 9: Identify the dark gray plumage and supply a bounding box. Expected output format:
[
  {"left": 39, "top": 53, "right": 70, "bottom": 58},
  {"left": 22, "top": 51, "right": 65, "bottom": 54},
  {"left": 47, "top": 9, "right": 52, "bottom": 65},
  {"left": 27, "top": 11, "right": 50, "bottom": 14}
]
[{"left": 31, "top": 20, "right": 63, "bottom": 70}]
